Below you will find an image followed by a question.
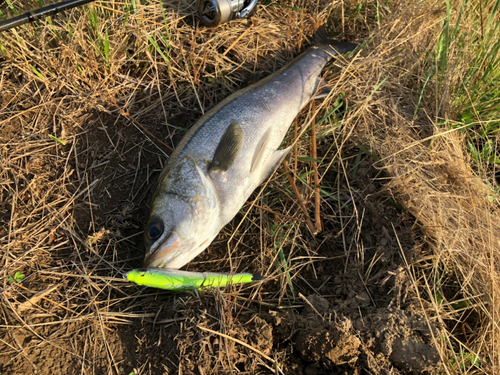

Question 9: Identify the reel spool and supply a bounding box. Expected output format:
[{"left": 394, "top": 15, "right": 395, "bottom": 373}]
[{"left": 198, "top": 0, "right": 258, "bottom": 27}]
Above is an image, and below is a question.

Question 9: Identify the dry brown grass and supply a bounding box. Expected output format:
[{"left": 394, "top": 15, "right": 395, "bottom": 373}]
[
  {"left": 343, "top": 0, "right": 500, "bottom": 371},
  {"left": 1, "top": 0, "right": 499, "bottom": 373}
]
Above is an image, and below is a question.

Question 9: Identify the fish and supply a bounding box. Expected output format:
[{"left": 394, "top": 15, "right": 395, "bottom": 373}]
[{"left": 143, "top": 27, "right": 357, "bottom": 269}]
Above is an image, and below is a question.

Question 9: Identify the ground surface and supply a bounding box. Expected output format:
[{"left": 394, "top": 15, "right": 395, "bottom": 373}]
[
  {"left": 0, "top": 128, "right": 441, "bottom": 374},
  {"left": 2, "top": 0, "right": 485, "bottom": 373}
]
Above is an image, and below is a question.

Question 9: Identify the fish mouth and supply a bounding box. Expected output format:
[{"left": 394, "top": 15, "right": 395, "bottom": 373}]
[
  {"left": 143, "top": 232, "right": 181, "bottom": 269},
  {"left": 143, "top": 235, "right": 215, "bottom": 270}
]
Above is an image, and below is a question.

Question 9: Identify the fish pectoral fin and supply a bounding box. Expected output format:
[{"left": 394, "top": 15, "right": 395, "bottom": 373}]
[
  {"left": 258, "top": 146, "right": 292, "bottom": 185},
  {"left": 195, "top": 163, "right": 217, "bottom": 198},
  {"left": 250, "top": 127, "right": 273, "bottom": 173},
  {"left": 209, "top": 121, "right": 243, "bottom": 172}
]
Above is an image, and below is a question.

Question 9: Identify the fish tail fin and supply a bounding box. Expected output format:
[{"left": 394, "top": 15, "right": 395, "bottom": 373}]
[{"left": 312, "top": 26, "right": 357, "bottom": 55}]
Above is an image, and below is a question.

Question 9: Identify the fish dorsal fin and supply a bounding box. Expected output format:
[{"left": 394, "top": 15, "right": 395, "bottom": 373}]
[
  {"left": 210, "top": 121, "right": 243, "bottom": 172},
  {"left": 250, "top": 127, "right": 273, "bottom": 173}
]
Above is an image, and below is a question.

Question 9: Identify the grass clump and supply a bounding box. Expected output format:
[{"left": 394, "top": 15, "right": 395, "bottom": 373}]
[
  {"left": 436, "top": 0, "right": 500, "bottom": 173},
  {"left": 346, "top": 0, "right": 500, "bottom": 371}
]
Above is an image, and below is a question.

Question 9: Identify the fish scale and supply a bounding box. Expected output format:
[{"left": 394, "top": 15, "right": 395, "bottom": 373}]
[{"left": 143, "top": 28, "right": 357, "bottom": 270}]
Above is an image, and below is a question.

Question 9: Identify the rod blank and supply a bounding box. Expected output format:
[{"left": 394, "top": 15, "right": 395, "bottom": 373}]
[{"left": 0, "top": 0, "right": 96, "bottom": 32}]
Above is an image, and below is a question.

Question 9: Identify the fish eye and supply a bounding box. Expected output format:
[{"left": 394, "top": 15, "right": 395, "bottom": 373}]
[{"left": 147, "top": 220, "right": 164, "bottom": 240}]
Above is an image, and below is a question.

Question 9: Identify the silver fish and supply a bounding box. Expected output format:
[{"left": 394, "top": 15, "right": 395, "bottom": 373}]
[{"left": 143, "top": 28, "right": 356, "bottom": 269}]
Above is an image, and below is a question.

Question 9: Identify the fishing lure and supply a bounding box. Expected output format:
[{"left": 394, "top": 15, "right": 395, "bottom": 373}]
[{"left": 125, "top": 268, "right": 259, "bottom": 290}]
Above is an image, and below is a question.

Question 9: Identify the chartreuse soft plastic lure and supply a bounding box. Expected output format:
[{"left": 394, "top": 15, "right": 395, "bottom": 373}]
[{"left": 125, "top": 268, "right": 260, "bottom": 291}]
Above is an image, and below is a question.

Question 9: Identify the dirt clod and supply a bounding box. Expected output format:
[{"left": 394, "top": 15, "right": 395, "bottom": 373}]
[
  {"left": 390, "top": 338, "right": 440, "bottom": 373},
  {"left": 295, "top": 319, "right": 360, "bottom": 365}
]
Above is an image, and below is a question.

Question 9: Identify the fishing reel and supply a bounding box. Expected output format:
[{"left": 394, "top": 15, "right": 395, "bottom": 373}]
[
  {"left": 0, "top": 0, "right": 259, "bottom": 32},
  {"left": 198, "top": 0, "right": 259, "bottom": 27}
]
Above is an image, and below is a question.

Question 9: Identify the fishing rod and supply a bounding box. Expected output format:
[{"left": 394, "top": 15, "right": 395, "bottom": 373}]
[
  {"left": 0, "top": 0, "right": 93, "bottom": 32},
  {"left": 0, "top": 0, "right": 258, "bottom": 32}
]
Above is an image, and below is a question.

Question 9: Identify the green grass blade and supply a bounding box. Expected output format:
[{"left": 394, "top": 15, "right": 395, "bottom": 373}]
[
  {"left": 414, "top": 65, "right": 435, "bottom": 119},
  {"left": 4, "top": 0, "right": 19, "bottom": 16}
]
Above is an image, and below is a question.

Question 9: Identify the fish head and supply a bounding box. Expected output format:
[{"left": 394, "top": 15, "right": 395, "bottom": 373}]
[{"left": 143, "top": 156, "right": 220, "bottom": 269}]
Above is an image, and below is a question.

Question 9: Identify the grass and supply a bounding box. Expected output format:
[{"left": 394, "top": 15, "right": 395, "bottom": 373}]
[
  {"left": 7, "top": 271, "right": 25, "bottom": 284},
  {"left": 435, "top": 0, "right": 500, "bottom": 168},
  {"left": 426, "top": 1, "right": 500, "bottom": 370},
  {"left": 1, "top": 0, "right": 500, "bottom": 373}
]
